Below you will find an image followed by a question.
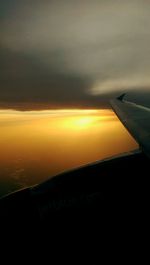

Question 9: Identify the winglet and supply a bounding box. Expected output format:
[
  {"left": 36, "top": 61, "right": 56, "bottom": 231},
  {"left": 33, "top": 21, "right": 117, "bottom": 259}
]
[{"left": 117, "top": 93, "right": 126, "bottom": 101}]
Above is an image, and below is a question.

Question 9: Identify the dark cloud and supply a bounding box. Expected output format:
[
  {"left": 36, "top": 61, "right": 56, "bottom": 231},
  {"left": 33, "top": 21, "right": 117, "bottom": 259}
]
[
  {"left": 0, "top": 0, "right": 150, "bottom": 110},
  {"left": 0, "top": 45, "right": 96, "bottom": 109}
]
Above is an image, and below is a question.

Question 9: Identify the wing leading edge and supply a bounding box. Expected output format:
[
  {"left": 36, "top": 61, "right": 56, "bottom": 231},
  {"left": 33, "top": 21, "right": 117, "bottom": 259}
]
[{"left": 111, "top": 95, "right": 150, "bottom": 159}]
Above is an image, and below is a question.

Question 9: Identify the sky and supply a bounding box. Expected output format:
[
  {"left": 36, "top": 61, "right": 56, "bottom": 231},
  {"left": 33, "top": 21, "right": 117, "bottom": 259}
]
[{"left": 0, "top": 0, "right": 150, "bottom": 110}]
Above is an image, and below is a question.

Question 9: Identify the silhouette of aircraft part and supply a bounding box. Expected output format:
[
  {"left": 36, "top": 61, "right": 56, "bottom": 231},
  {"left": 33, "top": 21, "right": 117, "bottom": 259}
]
[
  {"left": 111, "top": 94, "right": 150, "bottom": 158},
  {"left": 0, "top": 94, "right": 149, "bottom": 225}
]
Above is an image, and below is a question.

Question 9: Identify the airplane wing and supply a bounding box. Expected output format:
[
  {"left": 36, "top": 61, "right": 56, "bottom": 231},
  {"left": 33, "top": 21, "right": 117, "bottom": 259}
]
[
  {"left": 111, "top": 94, "right": 150, "bottom": 158},
  {"left": 1, "top": 94, "right": 149, "bottom": 263}
]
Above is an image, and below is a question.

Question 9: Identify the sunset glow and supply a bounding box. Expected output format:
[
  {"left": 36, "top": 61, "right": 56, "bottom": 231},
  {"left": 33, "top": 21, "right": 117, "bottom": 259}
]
[{"left": 0, "top": 109, "right": 138, "bottom": 197}]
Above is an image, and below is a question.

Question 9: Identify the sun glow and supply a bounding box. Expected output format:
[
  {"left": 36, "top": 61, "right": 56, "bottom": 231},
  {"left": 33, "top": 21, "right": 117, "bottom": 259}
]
[
  {"left": 62, "top": 116, "right": 99, "bottom": 129},
  {"left": 0, "top": 108, "right": 138, "bottom": 197},
  {"left": 73, "top": 117, "right": 94, "bottom": 127}
]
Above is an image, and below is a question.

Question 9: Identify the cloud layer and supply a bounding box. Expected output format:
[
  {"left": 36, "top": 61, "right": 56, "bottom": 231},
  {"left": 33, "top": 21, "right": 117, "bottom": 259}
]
[{"left": 0, "top": 0, "right": 150, "bottom": 109}]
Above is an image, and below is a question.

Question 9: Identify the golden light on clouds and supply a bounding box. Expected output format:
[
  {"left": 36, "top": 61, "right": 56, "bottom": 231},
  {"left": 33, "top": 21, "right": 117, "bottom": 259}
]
[{"left": 0, "top": 109, "right": 138, "bottom": 196}]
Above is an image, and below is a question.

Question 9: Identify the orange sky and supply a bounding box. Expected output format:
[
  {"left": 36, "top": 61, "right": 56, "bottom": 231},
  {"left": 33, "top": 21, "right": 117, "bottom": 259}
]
[{"left": 0, "top": 109, "right": 138, "bottom": 191}]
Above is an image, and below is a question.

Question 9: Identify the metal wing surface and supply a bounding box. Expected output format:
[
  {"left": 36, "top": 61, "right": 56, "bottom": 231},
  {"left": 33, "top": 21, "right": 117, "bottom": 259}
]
[{"left": 111, "top": 95, "right": 150, "bottom": 158}]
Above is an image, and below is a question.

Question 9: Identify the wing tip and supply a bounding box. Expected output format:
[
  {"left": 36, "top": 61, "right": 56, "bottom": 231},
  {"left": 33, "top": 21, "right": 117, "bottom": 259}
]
[{"left": 117, "top": 93, "right": 126, "bottom": 101}]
